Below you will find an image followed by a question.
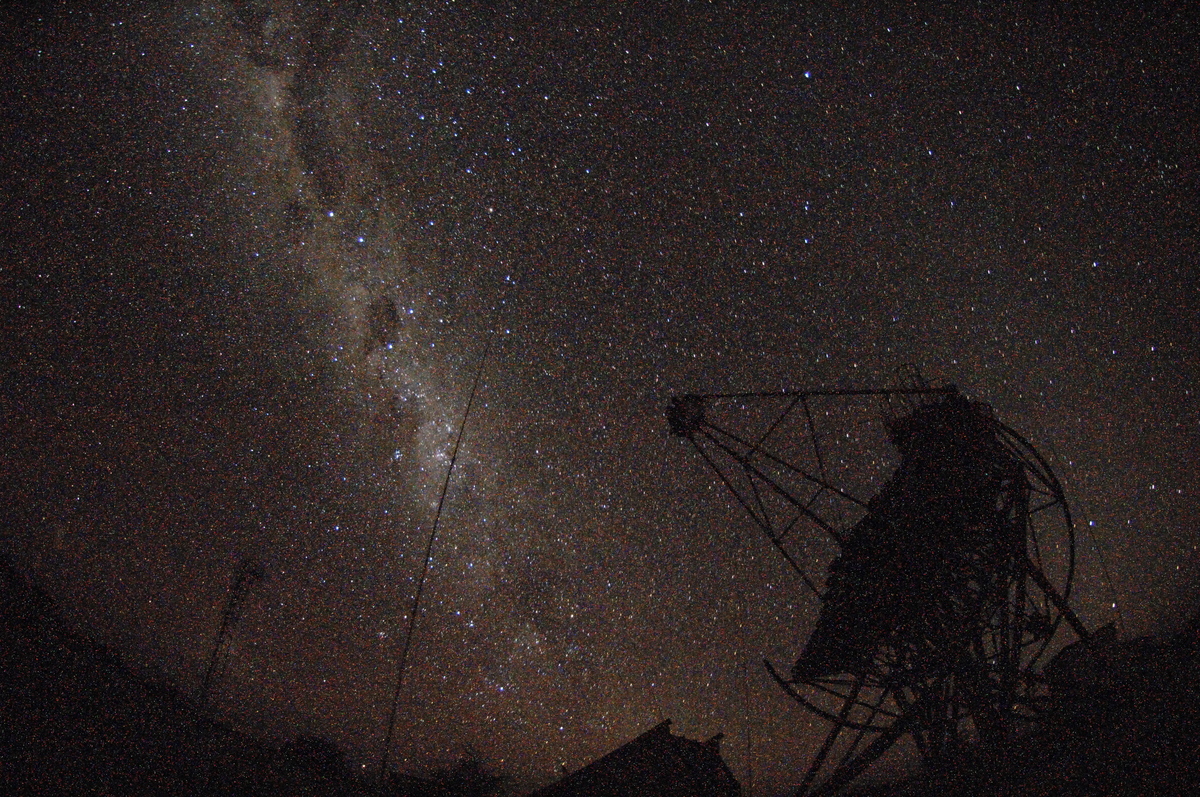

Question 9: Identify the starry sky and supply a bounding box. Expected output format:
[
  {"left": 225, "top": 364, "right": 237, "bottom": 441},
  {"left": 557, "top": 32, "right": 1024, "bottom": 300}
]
[{"left": 3, "top": 2, "right": 1199, "bottom": 793}]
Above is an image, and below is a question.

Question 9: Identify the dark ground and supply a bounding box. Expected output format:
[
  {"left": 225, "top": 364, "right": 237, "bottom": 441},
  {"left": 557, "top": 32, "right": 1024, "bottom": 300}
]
[
  {"left": 6, "top": 551, "right": 1200, "bottom": 796},
  {"left": 0, "top": 556, "right": 505, "bottom": 797}
]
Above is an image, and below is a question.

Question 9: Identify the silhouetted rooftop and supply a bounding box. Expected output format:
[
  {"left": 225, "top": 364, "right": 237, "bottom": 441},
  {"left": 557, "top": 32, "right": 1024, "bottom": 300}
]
[{"left": 529, "top": 720, "right": 740, "bottom": 797}]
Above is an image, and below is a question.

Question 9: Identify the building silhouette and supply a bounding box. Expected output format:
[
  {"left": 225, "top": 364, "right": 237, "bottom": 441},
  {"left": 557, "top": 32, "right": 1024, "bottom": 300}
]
[{"left": 530, "top": 720, "right": 740, "bottom": 797}]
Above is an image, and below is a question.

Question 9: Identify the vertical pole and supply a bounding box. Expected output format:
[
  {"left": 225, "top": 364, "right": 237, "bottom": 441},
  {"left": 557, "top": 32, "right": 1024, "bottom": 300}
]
[
  {"left": 379, "top": 344, "right": 488, "bottom": 783},
  {"left": 201, "top": 562, "right": 262, "bottom": 709}
]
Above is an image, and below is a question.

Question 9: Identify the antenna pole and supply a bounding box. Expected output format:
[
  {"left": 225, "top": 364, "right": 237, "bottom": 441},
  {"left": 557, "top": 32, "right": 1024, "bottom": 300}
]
[
  {"left": 379, "top": 342, "right": 489, "bottom": 782},
  {"left": 201, "top": 561, "right": 262, "bottom": 709}
]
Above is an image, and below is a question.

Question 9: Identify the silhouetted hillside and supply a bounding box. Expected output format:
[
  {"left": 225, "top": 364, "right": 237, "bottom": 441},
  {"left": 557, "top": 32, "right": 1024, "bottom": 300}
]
[{"left": 0, "top": 557, "right": 504, "bottom": 796}]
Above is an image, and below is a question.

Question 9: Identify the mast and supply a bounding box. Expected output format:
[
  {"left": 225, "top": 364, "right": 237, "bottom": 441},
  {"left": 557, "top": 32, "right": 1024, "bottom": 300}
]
[
  {"left": 379, "top": 344, "right": 489, "bottom": 782},
  {"left": 201, "top": 560, "right": 264, "bottom": 709}
]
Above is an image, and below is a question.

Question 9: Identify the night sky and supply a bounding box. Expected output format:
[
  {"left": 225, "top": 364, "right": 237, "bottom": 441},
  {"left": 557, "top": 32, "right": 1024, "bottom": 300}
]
[{"left": 4, "top": 3, "right": 1199, "bottom": 793}]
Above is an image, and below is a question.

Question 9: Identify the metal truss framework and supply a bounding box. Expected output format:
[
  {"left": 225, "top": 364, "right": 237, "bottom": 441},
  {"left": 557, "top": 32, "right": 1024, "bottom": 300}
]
[{"left": 668, "top": 386, "right": 1089, "bottom": 796}]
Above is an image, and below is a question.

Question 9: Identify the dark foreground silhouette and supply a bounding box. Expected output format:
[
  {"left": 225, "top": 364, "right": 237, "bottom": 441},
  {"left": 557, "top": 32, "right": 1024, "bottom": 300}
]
[
  {"left": 529, "top": 720, "right": 739, "bottom": 797},
  {"left": 6, "top": 553, "right": 1199, "bottom": 796},
  {"left": 0, "top": 557, "right": 503, "bottom": 796},
  {"left": 840, "top": 617, "right": 1200, "bottom": 797}
]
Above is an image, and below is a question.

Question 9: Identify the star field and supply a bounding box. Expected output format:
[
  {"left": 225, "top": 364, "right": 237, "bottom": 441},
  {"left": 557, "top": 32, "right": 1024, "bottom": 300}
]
[{"left": 3, "top": 3, "right": 1198, "bottom": 794}]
